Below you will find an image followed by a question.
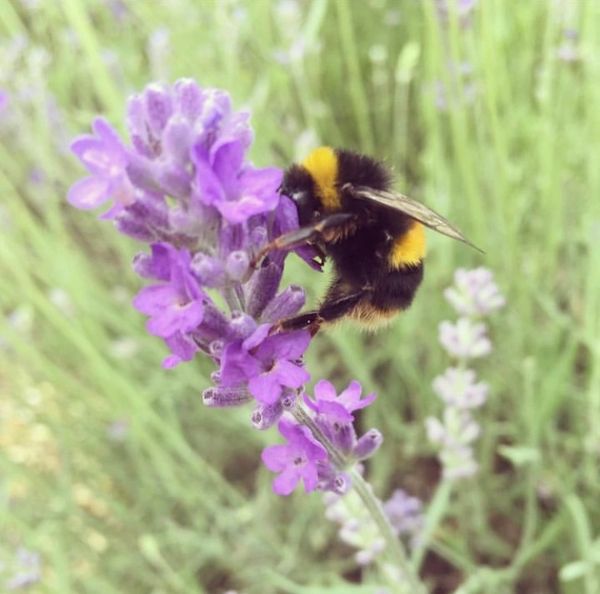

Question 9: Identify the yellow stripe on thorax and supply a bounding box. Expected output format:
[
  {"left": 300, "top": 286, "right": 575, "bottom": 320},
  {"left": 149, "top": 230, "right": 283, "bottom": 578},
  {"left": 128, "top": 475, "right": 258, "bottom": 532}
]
[
  {"left": 301, "top": 146, "right": 341, "bottom": 211},
  {"left": 389, "top": 221, "right": 426, "bottom": 268}
]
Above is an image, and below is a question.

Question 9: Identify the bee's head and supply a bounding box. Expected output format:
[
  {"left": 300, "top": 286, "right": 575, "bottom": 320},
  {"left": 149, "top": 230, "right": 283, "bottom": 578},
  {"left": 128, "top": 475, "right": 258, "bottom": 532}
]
[{"left": 280, "top": 164, "right": 322, "bottom": 226}]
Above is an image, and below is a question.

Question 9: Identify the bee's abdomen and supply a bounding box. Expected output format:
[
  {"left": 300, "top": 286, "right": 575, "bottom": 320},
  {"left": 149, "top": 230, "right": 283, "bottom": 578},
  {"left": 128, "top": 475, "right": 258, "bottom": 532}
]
[
  {"left": 388, "top": 221, "right": 426, "bottom": 269},
  {"left": 370, "top": 264, "right": 424, "bottom": 312}
]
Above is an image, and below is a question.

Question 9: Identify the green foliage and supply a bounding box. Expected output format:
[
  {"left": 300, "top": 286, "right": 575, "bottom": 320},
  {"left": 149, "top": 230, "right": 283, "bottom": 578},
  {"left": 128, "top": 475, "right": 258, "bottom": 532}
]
[{"left": 0, "top": 1, "right": 599, "bottom": 592}]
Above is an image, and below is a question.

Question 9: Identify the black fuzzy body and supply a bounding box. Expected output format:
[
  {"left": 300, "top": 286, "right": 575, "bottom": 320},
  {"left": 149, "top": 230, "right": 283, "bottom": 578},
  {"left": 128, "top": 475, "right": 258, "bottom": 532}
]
[{"left": 281, "top": 149, "right": 424, "bottom": 327}]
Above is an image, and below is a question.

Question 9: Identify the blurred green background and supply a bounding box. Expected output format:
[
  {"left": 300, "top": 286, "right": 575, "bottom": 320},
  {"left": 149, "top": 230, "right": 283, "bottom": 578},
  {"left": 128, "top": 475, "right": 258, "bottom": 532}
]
[{"left": 1, "top": 1, "right": 599, "bottom": 593}]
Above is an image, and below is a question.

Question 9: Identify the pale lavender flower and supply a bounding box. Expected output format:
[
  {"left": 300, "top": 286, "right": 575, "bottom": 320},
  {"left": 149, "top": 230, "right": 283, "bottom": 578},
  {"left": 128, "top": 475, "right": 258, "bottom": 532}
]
[
  {"left": 106, "top": 418, "right": 129, "bottom": 442},
  {"left": 435, "top": 0, "right": 478, "bottom": 25},
  {"left": 384, "top": 489, "right": 424, "bottom": 544},
  {"left": 432, "top": 367, "right": 488, "bottom": 409},
  {"left": 325, "top": 487, "right": 423, "bottom": 565},
  {"left": 439, "top": 318, "right": 492, "bottom": 359},
  {"left": 428, "top": 268, "right": 504, "bottom": 480},
  {"left": 5, "top": 548, "right": 41, "bottom": 590},
  {"left": 68, "top": 117, "right": 134, "bottom": 213},
  {"left": 0, "top": 90, "right": 8, "bottom": 113},
  {"left": 444, "top": 267, "right": 505, "bottom": 317},
  {"left": 557, "top": 29, "right": 581, "bottom": 64}
]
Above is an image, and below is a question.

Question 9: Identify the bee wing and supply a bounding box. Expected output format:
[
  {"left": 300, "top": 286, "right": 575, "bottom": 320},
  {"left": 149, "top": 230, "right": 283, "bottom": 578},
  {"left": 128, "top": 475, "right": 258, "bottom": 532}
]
[{"left": 346, "top": 184, "right": 483, "bottom": 252}]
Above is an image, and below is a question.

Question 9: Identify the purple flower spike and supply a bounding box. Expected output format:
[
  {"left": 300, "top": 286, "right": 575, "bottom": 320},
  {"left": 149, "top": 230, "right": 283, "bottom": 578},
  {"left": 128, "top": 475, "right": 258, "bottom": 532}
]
[
  {"left": 305, "top": 379, "right": 376, "bottom": 423},
  {"left": 68, "top": 117, "right": 134, "bottom": 213},
  {"left": 261, "top": 419, "right": 328, "bottom": 495}
]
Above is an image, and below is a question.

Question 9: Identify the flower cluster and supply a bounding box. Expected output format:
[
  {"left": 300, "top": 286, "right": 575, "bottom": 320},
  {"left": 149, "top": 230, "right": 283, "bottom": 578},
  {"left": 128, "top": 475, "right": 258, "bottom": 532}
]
[
  {"left": 68, "top": 79, "right": 380, "bottom": 496},
  {"left": 324, "top": 487, "right": 423, "bottom": 565},
  {"left": 262, "top": 380, "right": 383, "bottom": 495},
  {"left": 426, "top": 268, "right": 504, "bottom": 479}
]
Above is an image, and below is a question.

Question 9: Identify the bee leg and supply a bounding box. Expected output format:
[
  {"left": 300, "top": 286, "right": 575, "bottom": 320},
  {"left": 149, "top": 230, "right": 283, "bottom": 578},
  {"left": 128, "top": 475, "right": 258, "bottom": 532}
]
[
  {"left": 273, "top": 288, "right": 369, "bottom": 335},
  {"left": 251, "top": 213, "right": 358, "bottom": 268}
]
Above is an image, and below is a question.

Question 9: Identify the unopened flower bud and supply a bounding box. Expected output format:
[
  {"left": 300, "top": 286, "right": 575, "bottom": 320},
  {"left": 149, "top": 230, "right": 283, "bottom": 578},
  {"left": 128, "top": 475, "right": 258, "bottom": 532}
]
[
  {"left": 203, "top": 386, "right": 252, "bottom": 407},
  {"left": 353, "top": 429, "right": 383, "bottom": 460},
  {"left": 225, "top": 250, "right": 250, "bottom": 281}
]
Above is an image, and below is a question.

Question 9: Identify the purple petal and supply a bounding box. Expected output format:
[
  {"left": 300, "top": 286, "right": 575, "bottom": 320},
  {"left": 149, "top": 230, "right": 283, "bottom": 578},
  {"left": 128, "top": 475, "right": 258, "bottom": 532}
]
[
  {"left": 242, "top": 323, "right": 272, "bottom": 351},
  {"left": 216, "top": 194, "right": 278, "bottom": 224},
  {"left": 277, "top": 418, "right": 298, "bottom": 441},
  {"left": 275, "top": 359, "right": 310, "bottom": 389},
  {"left": 220, "top": 342, "right": 261, "bottom": 386},
  {"left": 133, "top": 284, "right": 178, "bottom": 314},
  {"left": 92, "top": 117, "right": 127, "bottom": 160},
  {"left": 146, "top": 300, "right": 203, "bottom": 337},
  {"left": 254, "top": 330, "right": 311, "bottom": 362},
  {"left": 273, "top": 467, "right": 300, "bottom": 496},
  {"left": 239, "top": 166, "right": 282, "bottom": 198},
  {"left": 192, "top": 152, "right": 226, "bottom": 206},
  {"left": 133, "top": 243, "right": 173, "bottom": 281},
  {"left": 248, "top": 371, "right": 283, "bottom": 404},
  {"left": 211, "top": 138, "right": 245, "bottom": 193},
  {"left": 261, "top": 444, "right": 290, "bottom": 472},
  {"left": 299, "top": 463, "right": 320, "bottom": 493},
  {"left": 314, "top": 379, "right": 337, "bottom": 402},
  {"left": 67, "top": 176, "right": 111, "bottom": 209}
]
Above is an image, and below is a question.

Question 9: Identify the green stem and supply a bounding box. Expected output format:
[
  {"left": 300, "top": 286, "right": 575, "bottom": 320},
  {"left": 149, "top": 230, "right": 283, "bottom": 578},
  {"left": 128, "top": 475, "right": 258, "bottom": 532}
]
[
  {"left": 291, "top": 405, "right": 428, "bottom": 594},
  {"left": 411, "top": 480, "right": 453, "bottom": 572}
]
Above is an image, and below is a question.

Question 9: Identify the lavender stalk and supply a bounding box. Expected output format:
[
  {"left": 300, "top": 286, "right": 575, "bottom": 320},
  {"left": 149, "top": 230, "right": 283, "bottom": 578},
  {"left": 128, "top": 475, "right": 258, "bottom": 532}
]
[
  {"left": 412, "top": 267, "right": 505, "bottom": 570},
  {"left": 67, "top": 79, "right": 428, "bottom": 593}
]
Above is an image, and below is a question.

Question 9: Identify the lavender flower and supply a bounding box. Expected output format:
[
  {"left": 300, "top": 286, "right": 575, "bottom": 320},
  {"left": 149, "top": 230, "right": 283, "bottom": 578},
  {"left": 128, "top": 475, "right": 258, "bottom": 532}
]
[
  {"left": 4, "top": 548, "right": 41, "bottom": 591},
  {"left": 67, "top": 79, "right": 378, "bottom": 498},
  {"left": 432, "top": 367, "right": 488, "bottom": 409},
  {"left": 261, "top": 419, "right": 328, "bottom": 495},
  {"left": 305, "top": 379, "right": 376, "bottom": 423},
  {"left": 443, "top": 267, "right": 505, "bottom": 317},
  {"left": 304, "top": 380, "right": 382, "bottom": 459},
  {"left": 219, "top": 327, "right": 311, "bottom": 405},
  {"left": 427, "top": 268, "right": 504, "bottom": 480},
  {"left": 325, "top": 487, "right": 423, "bottom": 565},
  {"left": 68, "top": 117, "right": 134, "bottom": 213},
  {"left": 439, "top": 318, "right": 492, "bottom": 359}
]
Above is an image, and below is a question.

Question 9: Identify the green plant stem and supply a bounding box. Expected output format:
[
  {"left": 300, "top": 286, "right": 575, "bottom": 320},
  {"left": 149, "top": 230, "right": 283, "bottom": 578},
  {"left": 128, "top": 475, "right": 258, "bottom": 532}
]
[
  {"left": 292, "top": 405, "right": 428, "bottom": 594},
  {"left": 411, "top": 480, "right": 453, "bottom": 572}
]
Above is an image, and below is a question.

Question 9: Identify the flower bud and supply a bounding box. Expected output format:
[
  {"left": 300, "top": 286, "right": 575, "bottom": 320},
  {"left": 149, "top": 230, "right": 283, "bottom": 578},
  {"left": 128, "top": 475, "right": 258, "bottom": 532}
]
[
  {"left": 353, "top": 429, "right": 383, "bottom": 460},
  {"left": 251, "top": 400, "right": 283, "bottom": 430},
  {"left": 262, "top": 285, "right": 305, "bottom": 322},
  {"left": 203, "top": 386, "right": 253, "bottom": 407},
  {"left": 225, "top": 250, "right": 250, "bottom": 281}
]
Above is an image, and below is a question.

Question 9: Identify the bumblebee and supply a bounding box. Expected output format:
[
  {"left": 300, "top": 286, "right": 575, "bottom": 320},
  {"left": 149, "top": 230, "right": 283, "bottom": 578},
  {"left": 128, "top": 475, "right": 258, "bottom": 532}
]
[{"left": 254, "top": 147, "right": 478, "bottom": 334}]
